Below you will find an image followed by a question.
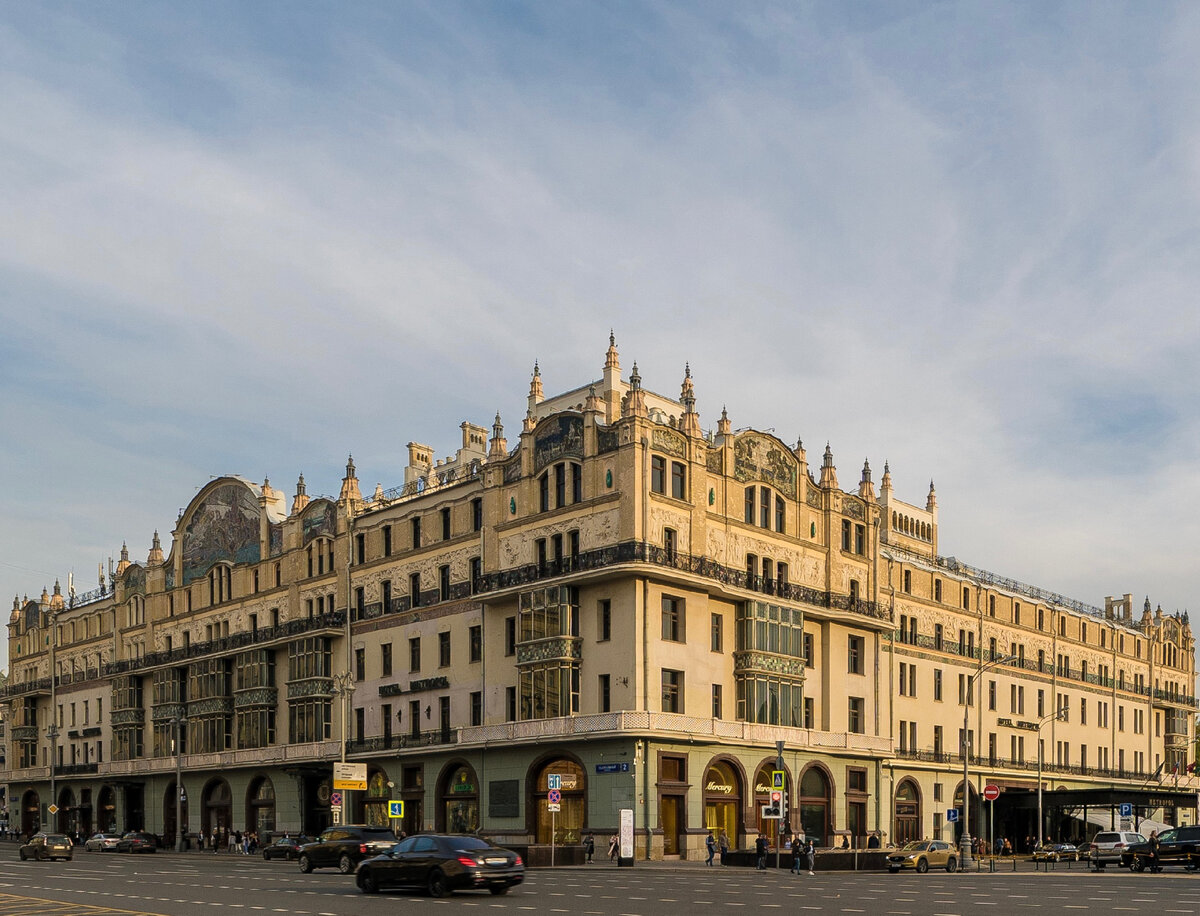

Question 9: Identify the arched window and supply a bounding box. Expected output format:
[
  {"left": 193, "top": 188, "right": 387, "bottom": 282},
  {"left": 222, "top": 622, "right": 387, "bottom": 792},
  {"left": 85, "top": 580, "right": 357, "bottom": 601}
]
[
  {"left": 363, "top": 770, "right": 391, "bottom": 828},
  {"left": 703, "top": 760, "right": 742, "bottom": 849},
  {"left": 533, "top": 758, "right": 585, "bottom": 844},
  {"left": 798, "top": 767, "right": 832, "bottom": 847},
  {"left": 440, "top": 763, "right": 479, "bottom": 833},
  {"left": 247, "top": 775, "right": 276, "bottom": 834},
  {"left": 894, "top": 779, "right": 920, "bottom": 845}
]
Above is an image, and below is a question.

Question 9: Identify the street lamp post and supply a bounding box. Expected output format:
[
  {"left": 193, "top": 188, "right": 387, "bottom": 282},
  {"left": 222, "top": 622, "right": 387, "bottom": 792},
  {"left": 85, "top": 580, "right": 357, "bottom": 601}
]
[
  {"left": 1036, "top": 708, "right": 1068, "bottom": 850},
  {"left": 47, "top": 604, "right": 59, "bottom": 834},
  {"left": 171, "top": 715, "right": 188, "bottom": 852},
  {"left": 332, "top": 672, "right": 355, "bottom": 822},
  {"left": 960, "top": 654, "right": 1016, "bottom": 868}
]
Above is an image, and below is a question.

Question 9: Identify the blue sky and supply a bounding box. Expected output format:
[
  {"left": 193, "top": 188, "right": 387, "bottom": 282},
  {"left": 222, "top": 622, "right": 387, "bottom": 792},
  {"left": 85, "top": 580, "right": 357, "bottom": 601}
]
[{"left": 3, "top": 2, "right": 1199, "bottom": 670}]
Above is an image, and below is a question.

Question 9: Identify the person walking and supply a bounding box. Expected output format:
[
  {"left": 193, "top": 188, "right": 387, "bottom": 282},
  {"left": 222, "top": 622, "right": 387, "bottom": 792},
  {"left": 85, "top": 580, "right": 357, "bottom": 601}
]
[
  {"left": 719, "top": 829, "right": 730, "bottom": 866},
  {"left": 584, "top": 833, "right": 595, "bottom": 864},
  {"left": 1150, "top": 830, "right": 1161, "bottom": 872},
  {"left": 789, "top": 834, "right": 803, "bottom": 874},
  {"left": 608, "top": 833, "right": 619, "bottom": 864},
  {"left": 805, "top": 837, "right": 816, "bottom": 876},
  {"left": 755, "top": 832, "right": 768, "bottom": 870},
  {"left": 705, "top": 831, "right": 716, "bottom": 867}
]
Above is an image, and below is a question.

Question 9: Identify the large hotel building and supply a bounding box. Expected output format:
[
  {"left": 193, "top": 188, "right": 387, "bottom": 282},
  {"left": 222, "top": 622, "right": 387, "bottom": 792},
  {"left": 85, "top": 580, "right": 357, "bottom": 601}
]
[{"left": 3, "top": 337, "right": 1196, "bottom": 857}]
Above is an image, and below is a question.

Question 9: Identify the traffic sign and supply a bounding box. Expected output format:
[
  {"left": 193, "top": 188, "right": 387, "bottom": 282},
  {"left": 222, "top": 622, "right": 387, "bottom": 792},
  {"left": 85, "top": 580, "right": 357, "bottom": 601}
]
[
  {"left": 388, "top": 800, "right": 404, "bottom": 819},
  {"left": 1120, "top": 803, "right": 1133, "bottom": 818},
  {"left": 548, "top": 774, "right": 562, "bottom": 790},
  {"left": 548, "top": 789, "right": 561, "bottom": 804},
  {"left": 334, "top": 762, "right": 367, "bottom": 791},
  {"left": 329, "top": 791, "right": 343, "bottom": 807},
  {"left": 983, "top": 784, "right": 1001, "bottom": 802},
  {"left": 548, "top": 802, "right": 561, "bottom": 812},
  {"left": 772, "top": 770, "right": 785, "bottom": 790},
  {"left": 946, "top": 809, "right": 959, "bottom": 823},
  {"left": 48, "top": 804, "right": 59, "bottom": 815}
]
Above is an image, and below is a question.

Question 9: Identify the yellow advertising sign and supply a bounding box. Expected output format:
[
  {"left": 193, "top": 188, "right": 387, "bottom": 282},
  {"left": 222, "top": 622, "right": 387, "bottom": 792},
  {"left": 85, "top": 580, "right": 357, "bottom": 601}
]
[{"left": 333, "top": 762, "right": 368, "bottom": 791}]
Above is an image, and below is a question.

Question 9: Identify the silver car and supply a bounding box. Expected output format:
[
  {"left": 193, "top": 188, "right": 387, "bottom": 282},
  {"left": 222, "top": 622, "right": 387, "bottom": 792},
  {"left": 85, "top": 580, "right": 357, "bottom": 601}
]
[
  {"left": 85, "top": 832, "right": 122, "bottom": 852},
  {"left": 1089, "top": 831, "right": 1146, "bottom": 869}
]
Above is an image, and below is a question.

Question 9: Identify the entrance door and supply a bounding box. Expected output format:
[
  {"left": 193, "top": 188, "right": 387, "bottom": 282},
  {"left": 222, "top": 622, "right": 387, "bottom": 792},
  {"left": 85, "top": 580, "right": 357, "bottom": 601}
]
[{"left": 661, "top": 796, "right": 682, "bottom": 856}]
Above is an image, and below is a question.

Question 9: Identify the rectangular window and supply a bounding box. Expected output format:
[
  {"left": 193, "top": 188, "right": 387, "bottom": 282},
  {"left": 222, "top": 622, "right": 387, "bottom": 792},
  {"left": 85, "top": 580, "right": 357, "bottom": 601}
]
[
  {"left": 469, "top": 557, "right": 481, "bottom": 592},
  {"left": 902, "top": 570, "right": 911, "bottom": 594},
  {"left": 775, "top": 494, "right": 785, "bottom": 533},
  {"left": 411, "top": 517, "right": 421, "bottom": 549},
  {"left": 711, "top": 684, "right": 723, "bottom": 719},
  {"left": 854, "top": 524, "right": 865, "bottom": 554},
  {"left": 469, "top": 625, "right": 482, "bottom": 663},
  {"left": 409, "top": 700, "right": 421, "bottom": 738},
  {"left": 505, "top": 616, "right": 516, "bottom": 655},
  {"left": 988, "top": 680, "right": 996, "bottom": 711},
  {"left": 599, "top": 674, "right": 611, "bottom": 713},
  {"left": 663, "top": 527, "right": 676, "bottom": 561},
  {"left": 803, "top": 697, "right": 814, "bottom": 728},
  {"left": 410, "top": 572, "right": 422, "bottom": 607},
  {"left": 439, "top": 565, "right": 450, "bottom": 602},
  {"left": 934, "top": 668, "right": 943, "bottom": 701},
  {"left": 355, "top": 533, "right": 365, "bottom": 565},
  {"left": 571, "top": 464, "right": 582, "bottom": 504},
  {"left": 671, "top": 461, "right": 686, "bottom": 499},
  {"left": 470, "top": 691, "right": 482, "bottom": 726},
  {"left": 438, "top": 631, "right": 451, "bottom": 667},
  {"left": 539, "top": 473, "right": 550, "bottom": 512},
  {"left": 409, "top": 637, "right": 421, "bottom": 673},
  {"left": 382, "top": 579, "right": 392, "bottom": 613},
  {"left": 471, "top": 498, "right": 483, "bottom": 532},
  {"left": 841, "top": 519, "right": 852, "bottom": 551},
  {"left": 441, "top": 507, "right": 451, "bottom": 541},
  {"left": 744, "top": 486, "right": 755, "bottom": 524},
  {"left": 760, "top": 487, "right": 771, "bottom": 528},
  {"left": 554, "top": 463, "right": 566, "bottom": 507},
  {"left": 661, "top": 596, "right": 684, "bottom": 642},
  {"left": 710, "top": 612, "right": 723, "bottom": 652},
  {"left": 661, "top": 669, "right": 683, "bottom": 713},
  {"left": 651, "top": 456, "right": 666, "bottom": 493},
  {"left": 803, "top": 632, "right": 814, "bottom": 667},
  {"left": 848, "top": 696, "right": 864, "bottom": 734},
  {"left": 506, "top": 686, "right": 517, "bottom": 722},
  {"left": 354, "top": 648, "right": 365, "bottom": 681},
  {"left": 381, "top": 643, "right": 392, "bottom": 678},
  {"left": 847, "top": 635, "right": 864, "bottom": 674}
]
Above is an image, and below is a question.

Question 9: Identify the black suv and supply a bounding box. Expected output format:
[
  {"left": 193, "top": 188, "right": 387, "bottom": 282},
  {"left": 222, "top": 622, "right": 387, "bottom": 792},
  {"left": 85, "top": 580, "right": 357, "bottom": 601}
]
[
  {"left": 298, "top": 826, "right": 398, "bottom": 874},
  {"left": 1124, "top": 826, "right": 1200, "bottom": 872}
]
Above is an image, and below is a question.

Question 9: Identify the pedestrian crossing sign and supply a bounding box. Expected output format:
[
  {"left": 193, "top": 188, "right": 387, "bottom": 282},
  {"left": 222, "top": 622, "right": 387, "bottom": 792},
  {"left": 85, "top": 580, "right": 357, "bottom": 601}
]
[{"left": 388, "top": 800, "right": 404, "bottom": 819}]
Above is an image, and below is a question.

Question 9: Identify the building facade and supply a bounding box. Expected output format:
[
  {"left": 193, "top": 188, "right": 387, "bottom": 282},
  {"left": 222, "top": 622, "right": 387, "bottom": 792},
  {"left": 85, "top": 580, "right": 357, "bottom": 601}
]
[{"left": 2, "top": 337, "right": 1195, "bottom": 857}]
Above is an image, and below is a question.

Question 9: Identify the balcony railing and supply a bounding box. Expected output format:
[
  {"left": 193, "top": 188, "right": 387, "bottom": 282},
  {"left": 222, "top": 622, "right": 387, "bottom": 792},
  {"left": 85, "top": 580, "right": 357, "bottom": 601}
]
[
  {"left": 476, "top": 540, "right": 888, "bottom": 621},
  {"left": 894, "top": 746, "right": 1200, "bottom": 786},
  {"left": 345, "top": 730, "right": 457, "bottom": 755}
]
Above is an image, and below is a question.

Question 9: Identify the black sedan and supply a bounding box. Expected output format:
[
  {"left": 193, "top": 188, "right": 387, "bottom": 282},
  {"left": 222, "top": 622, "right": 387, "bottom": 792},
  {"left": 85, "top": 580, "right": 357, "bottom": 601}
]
[
  {"left": 263, "top": 836, "right": 310, "bottom": 860},
  {"left": 116, "top": 831, "right": 158, "bottom": 853},
  {"left": 356, "top": 834, "right": 524, "bottom": 897}
]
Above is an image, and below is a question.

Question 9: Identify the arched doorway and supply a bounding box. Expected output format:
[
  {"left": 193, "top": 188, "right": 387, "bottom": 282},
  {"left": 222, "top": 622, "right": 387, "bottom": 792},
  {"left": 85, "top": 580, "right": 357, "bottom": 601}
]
[
  {"left": 363, "top": 770, "right": 391, "bottom": 828},
  {"left": 57, "top": 787, "right": 76, "bottom": 836},
  {"left": 798, "top": 765, "right": 832, "bottom": 847},
  {"left": 21, "top": 789, "right": 40, "bottom": 837},
  {"left": 246, "top": 776, "right": 275, "bottom": 835},
  {"left": 164, "top": 782, "right": 190, "bottom": 846},
  {"left": 703, "top": 759, "right": 742, "bottom": 850},
  {"left": 439, "top": 763, "right": 479, "bottom": 834},
  {"left": 97, "top": 786, "right": 117, "bottom": 833},
  {"left": 532, "top": 758, "right": 584, "bottom": 844},
  {"left": 894, "top": 779, "right": 920, "bottom": 845},
  {"left": 203, "top": 779, "right": 233, "bottom": 838},
  {"left": 752, "top": 761, "right": 793, "bottom": 837}
]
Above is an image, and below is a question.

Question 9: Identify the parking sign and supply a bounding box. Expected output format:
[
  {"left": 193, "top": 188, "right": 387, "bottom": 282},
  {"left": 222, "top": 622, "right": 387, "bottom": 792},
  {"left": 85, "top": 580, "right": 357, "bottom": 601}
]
[{"left": 1120, "top": 803, "right": 1133, "bottom": 817}]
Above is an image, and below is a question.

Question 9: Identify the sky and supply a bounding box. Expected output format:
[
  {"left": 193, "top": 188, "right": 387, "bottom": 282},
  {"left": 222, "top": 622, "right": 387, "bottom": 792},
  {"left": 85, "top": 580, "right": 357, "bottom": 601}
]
[{"left": 3, "top": 1, "right": 1200, "bottom": 672}]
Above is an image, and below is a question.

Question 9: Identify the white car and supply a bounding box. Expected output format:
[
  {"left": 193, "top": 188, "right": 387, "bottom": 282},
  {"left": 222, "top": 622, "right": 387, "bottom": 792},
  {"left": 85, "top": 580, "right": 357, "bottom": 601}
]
[
  {"left": 1089, "top": 831, "right": 1146, "bottom": 868},
  {"left": 84, "top": 832, "right": 122, "bottom": 852}
]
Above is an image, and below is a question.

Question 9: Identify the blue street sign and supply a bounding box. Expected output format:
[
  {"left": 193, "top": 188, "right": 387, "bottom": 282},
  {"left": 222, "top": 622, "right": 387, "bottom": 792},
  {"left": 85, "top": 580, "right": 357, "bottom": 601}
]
[
  {"left": 388, "top": 800, "right": 404, "bottom": 819},
  {"left": 946, "top": 809, "right": 959, "bottom": 823},
  {"left": 548, "top": 774, "right": 562, "bottom": 790},
  {"left": 596, "top": 763, "right": 630, "bottom": 774},
  {"left": 1120, "top": 803, "right": 1133, "bottom": 817}
]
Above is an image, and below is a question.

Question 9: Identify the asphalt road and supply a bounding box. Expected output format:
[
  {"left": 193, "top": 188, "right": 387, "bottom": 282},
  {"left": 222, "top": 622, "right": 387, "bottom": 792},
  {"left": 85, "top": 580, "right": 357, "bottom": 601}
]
[{"left": 6, "top": 851, "right": 1200, "bottom": 916}]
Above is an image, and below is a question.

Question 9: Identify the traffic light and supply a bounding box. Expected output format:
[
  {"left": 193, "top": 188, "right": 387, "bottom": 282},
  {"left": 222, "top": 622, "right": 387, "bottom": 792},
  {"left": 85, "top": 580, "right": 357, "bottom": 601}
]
[
  {"left": 767, "top": 800, "right": 781, "bottom": 818},
  {"left": 779, "top": 790, "right": 788, "bottom": 825}
]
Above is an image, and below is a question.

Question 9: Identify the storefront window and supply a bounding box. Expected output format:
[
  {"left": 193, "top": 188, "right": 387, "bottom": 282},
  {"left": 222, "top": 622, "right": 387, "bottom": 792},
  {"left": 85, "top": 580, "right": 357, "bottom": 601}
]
[
  {"left": 535, "top": 759, "right": 585, "bottom": 844},
  {"left": 443, "top": 765, "right": 479, "bottom": 833},
  {"left": 703, "top": 761, "right": 740, "bottom": 848},
  {"left": 364, "top": 771, "right": 391, "bottom": 828}
]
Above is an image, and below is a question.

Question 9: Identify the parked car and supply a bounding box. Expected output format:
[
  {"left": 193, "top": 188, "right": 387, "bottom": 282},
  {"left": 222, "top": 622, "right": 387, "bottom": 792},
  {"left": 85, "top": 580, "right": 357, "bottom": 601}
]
[
  {"left": 84, "top": 832, "right": 123, "bottom": 852},
  {"left": 1033, "top": 843, "right": 1079, "bottom": 862},
  {"left": 297, "top": 826, "right": 397, "bottom": 874},
  {"left": 116, "top": 831, "right": 158, "bottom": 853},
  {"left": 356, "top": 834, "right": 525, "bottom": 897},
  {"left": 1088, "top": 831, "right": 1145, "bottom": 868},
  {"left": 19, "top": 833, "right": 74, "bottom": 861},
  {"left": 263, "top": 836, "right": 310, "bottom": 861},
  {"left": 1124, "top": 826, "right": 1200, "bottom": 872},
  {"left": 886, "top": 840, "right": 959, "bottom": 873}
]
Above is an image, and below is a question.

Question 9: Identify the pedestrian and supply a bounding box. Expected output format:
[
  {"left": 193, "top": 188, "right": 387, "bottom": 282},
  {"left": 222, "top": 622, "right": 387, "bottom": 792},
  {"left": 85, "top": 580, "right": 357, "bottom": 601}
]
[
  {"left": 705, "top": 831, "right": 716, "bottom": 867},
  {"left": 584, "top": 833, "right": 595, "bottom": 864},
  {"left": 1150, "top": 830, "right": 1161, "bottom": 872},
  {"left": 608, "top": 833, "right": 619, "bottom": 863},
  {"left": 789, "top": 834, "right": 802, "bottom": 874},
  {"left": 755, "top": 832, "right": 768, "bottom": 870},
  {"left": 805, "top": 837, "right": 816, "bottom": 876},
  {"left": 867, "top": 832, "right": 881, "bottom": 849},
  {"left": 719, "top": 829, "right": 730, "bottom": 866},
  {"left": 1002, "top": 838, "right": 1012, "bottom": 857}
]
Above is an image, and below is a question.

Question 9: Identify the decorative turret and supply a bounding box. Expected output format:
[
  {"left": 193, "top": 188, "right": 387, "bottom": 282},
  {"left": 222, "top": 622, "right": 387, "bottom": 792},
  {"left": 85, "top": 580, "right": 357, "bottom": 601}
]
[
  {"left": 527, "top": 361, "right": 544, "bottom": 416},
  {"left": 50, "top": 580, "right": 65, "bottom": 611},
  {"left": 858, "top": 459, "right": 875, "bottom": 500},
  {"left": 679, "top": 364, "right": 702, "bottom": 437},
  {"left": 292, "top": 474, "right": 310, "bottom": 515},
  {"left": 148, "top": 530, "right": 164, "bottom": 566},
  {"left": 926, "top": 480, "right": 938, "bottom": 511},
  {"left": 716, "top": 406, "right": 732, "bottom": 442},
  {"left": 523, "top": 409, "right": 536, "bottom": 433},
  {"left": 819, "top": 443, "right": 838, "bottom": 489},
  {"left": 1142, "top": 597, "right": 1154, "bottom": 625},
  {"left": 339, "top": 455, "right": 362, "bottom": 509},
  {"left": 793, "top": 437, "right": 808, "bottom": 477},
  {"left": 602, "top": 331, "right": 622, "bottom": 423},
  {"left": 488, "top": 412, "right": 508, "bottom": 458},
  {"left": 584, "top": 384, "right": 602, "bottom": 415},
  {"left": 880, "top": 461, "right": 893, "bottom": 495},
  {"left": 115, "top": 542, "right": 131, "bottom": 576},
  {"left": 623, "top": 362, "right": 648, "bottom": 418}
]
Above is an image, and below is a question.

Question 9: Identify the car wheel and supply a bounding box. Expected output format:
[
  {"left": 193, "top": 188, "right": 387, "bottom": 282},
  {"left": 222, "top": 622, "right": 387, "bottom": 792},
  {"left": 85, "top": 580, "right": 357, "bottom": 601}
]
[
  {"left": 19, "top": 850, "right": 26, "bottom": 861},
  {"left": 298, "top": 854, "right": 313, "bottom": 874},
  {"left": 489, "top": 885, "right": 509, "bottom": 896},
  {"left": 1132, "top": 858, "right": 1145, "bottom": 873},
  {"left": 915, "top": 858, "right": 929, "bottom": 874},
  {"left": 338, "top": 854, "right": 354, "bottom": 875},
  {"left": 359, "top": 872, "right": 379, "bottom": 894},
  {"left": 428, "top": 868, "right": 449, "bottom": 898},
  {"left": 946, "top": 858, "right": 958, "bottom": 873},
  {"left": 262, "top": 850, "right": 270, "bottom": 860}
]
